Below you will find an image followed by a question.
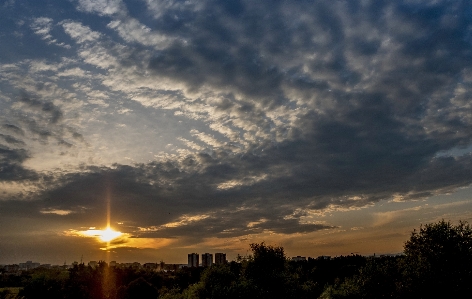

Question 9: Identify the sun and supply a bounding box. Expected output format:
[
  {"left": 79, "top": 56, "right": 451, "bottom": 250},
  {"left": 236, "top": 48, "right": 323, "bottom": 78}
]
[
  {"left": 83, "top": 226, "right": 122, "bottom": 242},
  {"left": 99, "top": 227, "right": 122, "bottom": 242}
]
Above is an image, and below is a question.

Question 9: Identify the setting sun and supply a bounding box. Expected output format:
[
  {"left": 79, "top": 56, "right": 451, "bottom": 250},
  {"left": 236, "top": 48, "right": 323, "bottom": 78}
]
[{"left": 83, "top": 227, "right": 122, "bottom": 242}]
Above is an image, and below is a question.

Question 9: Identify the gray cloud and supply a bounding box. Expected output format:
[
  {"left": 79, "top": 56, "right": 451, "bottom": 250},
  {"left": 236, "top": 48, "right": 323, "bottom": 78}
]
[
  {"left": 2, "top": 124, "right": 25, "bottom": 136},
  {"left": 0, "top": 146, "right": 37, "bottom": 181},
  {"left": 20, "top": 94, "right": 63, "bottom": 124},
  {"left": 0, "top": 134, "right": 25, "bottom": 145}
]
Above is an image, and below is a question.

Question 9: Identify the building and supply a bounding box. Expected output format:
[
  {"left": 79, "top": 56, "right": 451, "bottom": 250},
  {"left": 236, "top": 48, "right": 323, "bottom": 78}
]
[
  {"left": 143, "top": 263, "right": 158, "bottom": 271},
  {"left": 291, "top": 256, "right": 307, "bottom": 262},
  {"left": 123, "top": 262, "right": 142, "bottom": 269},
  {"left": 4, "top": 264, "right": 19, "bottom": 273},
  {"left": 317, "top": 256, "right": 331, "bottom": 260},
  {"left": 158, "top": 263, "right": 184, "bottom": 272},
  {"left": 19, "top": 261, "right": 40, "bottom": 270},
  {"left": 202, "top": 253, "right": 213, "bottom": 267},
  {"left": 215, "top": 253, "right": 226, "bottom": 264},
  {"left": 188, "top": 253, "right": 199, "bottom": 267}
]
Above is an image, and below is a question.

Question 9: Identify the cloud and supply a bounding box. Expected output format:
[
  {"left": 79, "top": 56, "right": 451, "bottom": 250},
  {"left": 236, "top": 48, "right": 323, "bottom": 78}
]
[
  {"left": 2, "top": 124, "right": 25, "bottom": 136},
  {"left": 107, "top": 18, "right": 171, "bottom": 48},
  {"left": 62, "top": 21, "right": 102, "bottom": 44},
  {"left": 0, "top": 144, "right": 43, "bottom": 185},
  {"left": 30, "top": 17, "right": 70, "bottom": 48},
  {"left": 40, "top": 208, "right": 74, "bottom": 216},
  {"left": 76, "top": 0, "right": 124, "bottom": 16},
  {"left": 30, "top": 17, "right": 54, "bottom": 42},
  {"left": 19, "top": 95, "right": 63, "bottom": 124},
  {"left": 57, "top": 67, "right": 88, "bottom": 78},
  {"left": 0, "top": 134, "right": 25, "bottom": 145},
  {"left": 2, "top": 0, "right": 472, "bottom": 252}
]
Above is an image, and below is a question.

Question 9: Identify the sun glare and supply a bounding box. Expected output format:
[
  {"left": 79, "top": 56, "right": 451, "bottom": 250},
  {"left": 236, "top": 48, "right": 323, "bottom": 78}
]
[
  {"left": 83, "top": 226, "right": 122, "bottom": 242},
  {"left": 100, "top": 227, "right": 122, "bottom": 242}
]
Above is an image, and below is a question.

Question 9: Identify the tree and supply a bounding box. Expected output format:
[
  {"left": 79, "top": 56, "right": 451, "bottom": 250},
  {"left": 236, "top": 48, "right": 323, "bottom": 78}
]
[
  {"left": 18, "top": 270, "right": 67, "bottom": 299},
  {"left": 317, "top": 256, "right": 403, "bottom": 299},
  {"left": 243, "top": 242, "right": 289, "bottom": 298},
  {"left": 318, "top": 220, "right": 472, "bottom": 299},
  {"left": 401, "top": 220, "right": 472, "bottom": 298},
  {"left": 192, "top": 264, "right": 237, "bottom": 299},
  {"left": 117, "top": 277, "right": 157, "bottom": 299}
]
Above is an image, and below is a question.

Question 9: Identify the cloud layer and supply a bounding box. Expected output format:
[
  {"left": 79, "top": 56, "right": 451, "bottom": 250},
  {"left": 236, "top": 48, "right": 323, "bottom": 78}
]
[{"left": 1, "top": 0, "right": 472, "bottom": 262}]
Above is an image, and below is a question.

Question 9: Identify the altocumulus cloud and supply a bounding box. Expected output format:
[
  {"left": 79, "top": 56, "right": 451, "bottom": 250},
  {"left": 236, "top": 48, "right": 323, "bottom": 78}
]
[{"left": 1, "top": 0, "right": 472, "bottom": 252}]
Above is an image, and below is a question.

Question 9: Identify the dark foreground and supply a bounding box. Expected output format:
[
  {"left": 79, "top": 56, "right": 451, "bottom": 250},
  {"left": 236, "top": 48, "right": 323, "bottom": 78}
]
[{"left": 1, "top": 220, "right": 471, "bottom": 299}]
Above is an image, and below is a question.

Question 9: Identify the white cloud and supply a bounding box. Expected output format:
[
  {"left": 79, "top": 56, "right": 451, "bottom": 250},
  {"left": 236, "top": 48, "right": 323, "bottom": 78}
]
[
  {"left": 76, "top": 0, "right": 123, "bottom": 16},
  {"left": 57, "top": 67, "right": 88, "bottom": 78},
  {"left": 29, "top": 61, "right": 59, "bottom": 73},
  {"left": 62, "top": 21, "right": 101, "bottom": 44},
  {"left": 107, "top": 19, "right": 171, "bottom": 48},
  {"left": 217, "top": 174, "right": 268, "bottom": 190},
  {"left": 139, "top": 214, "right": 211, "bottom": 231},
  {"left": 31, "top": 17, "right": 70, "bottom": 48},
  {"left": 40, "top": 209, "right": 73, "bottom": 216},
  {"left": 178, "top": 137, "right": 204, "bottom": 151},
  {"left": 190, "top": 129, "right": 225, "bottom": 148},
  {"left": 30, "top": 17, "right": 53, "bottom": 41},
  {"left": 143, "top": 0, "right": 201, "bottom": 19}
]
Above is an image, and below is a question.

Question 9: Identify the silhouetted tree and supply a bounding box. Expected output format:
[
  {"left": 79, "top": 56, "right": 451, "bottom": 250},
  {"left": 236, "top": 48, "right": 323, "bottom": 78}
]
[
  {"left": 319, "top": 220, "right": 472, "bottom": 299},
  {"left": 18, "top": 269, "right": 67, "bottom": 299},
  {"left": 242, "top": 242, "right": 289, "bottom": 298},
  {"left": 117, "top": 277, "right": 157, "bottom": 299},
  {"left": 401, "top": 220, "right": 472, "bottom": 298},
  {"left": 320, "top": 256, "right": 404, "bottom": 299},
  {"left": 190, "top": 264, "right": 237, "bottom": 299}
]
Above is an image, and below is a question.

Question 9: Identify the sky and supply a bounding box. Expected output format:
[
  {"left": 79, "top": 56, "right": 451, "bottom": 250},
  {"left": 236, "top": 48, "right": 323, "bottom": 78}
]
[{"left": 1, "top": 0, "right": 472, "bottom": 265}]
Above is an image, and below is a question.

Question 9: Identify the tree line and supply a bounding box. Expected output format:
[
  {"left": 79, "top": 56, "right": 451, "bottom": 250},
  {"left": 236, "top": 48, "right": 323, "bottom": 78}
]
[{"left": 1, "top": 220, "right": 471, "bottom": 299}]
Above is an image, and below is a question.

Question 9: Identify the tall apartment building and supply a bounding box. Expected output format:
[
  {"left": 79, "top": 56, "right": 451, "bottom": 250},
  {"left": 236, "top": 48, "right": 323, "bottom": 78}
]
[
  {"left": 202, "top": 253, "right": 213, "bottom": 267},
  {"left": 215, "top": 253, "right": 226, "bottom": 265},
  {"left": 188, "top": 253, "right": 199, "bottom": 267}
]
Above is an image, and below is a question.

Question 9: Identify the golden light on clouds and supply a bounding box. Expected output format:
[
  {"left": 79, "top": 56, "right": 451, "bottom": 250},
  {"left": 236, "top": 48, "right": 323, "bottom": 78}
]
[
  {"left": 124, "top": 238, "right": 174, "bottom": 249},
  {"left": 40, "top": 209, "right": 73, "bottom": 216},
  {"left": 138, "top": 214, "right": 211, "bottom": 231}
]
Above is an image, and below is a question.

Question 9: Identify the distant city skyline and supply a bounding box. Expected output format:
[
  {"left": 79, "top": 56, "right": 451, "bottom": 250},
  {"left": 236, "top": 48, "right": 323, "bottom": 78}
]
[
  {"left": 1, "top": 0, "right": 472, "bottom": 265},
  {"left": 0, "top": 250, "right": 404, "bottom": 267}
]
